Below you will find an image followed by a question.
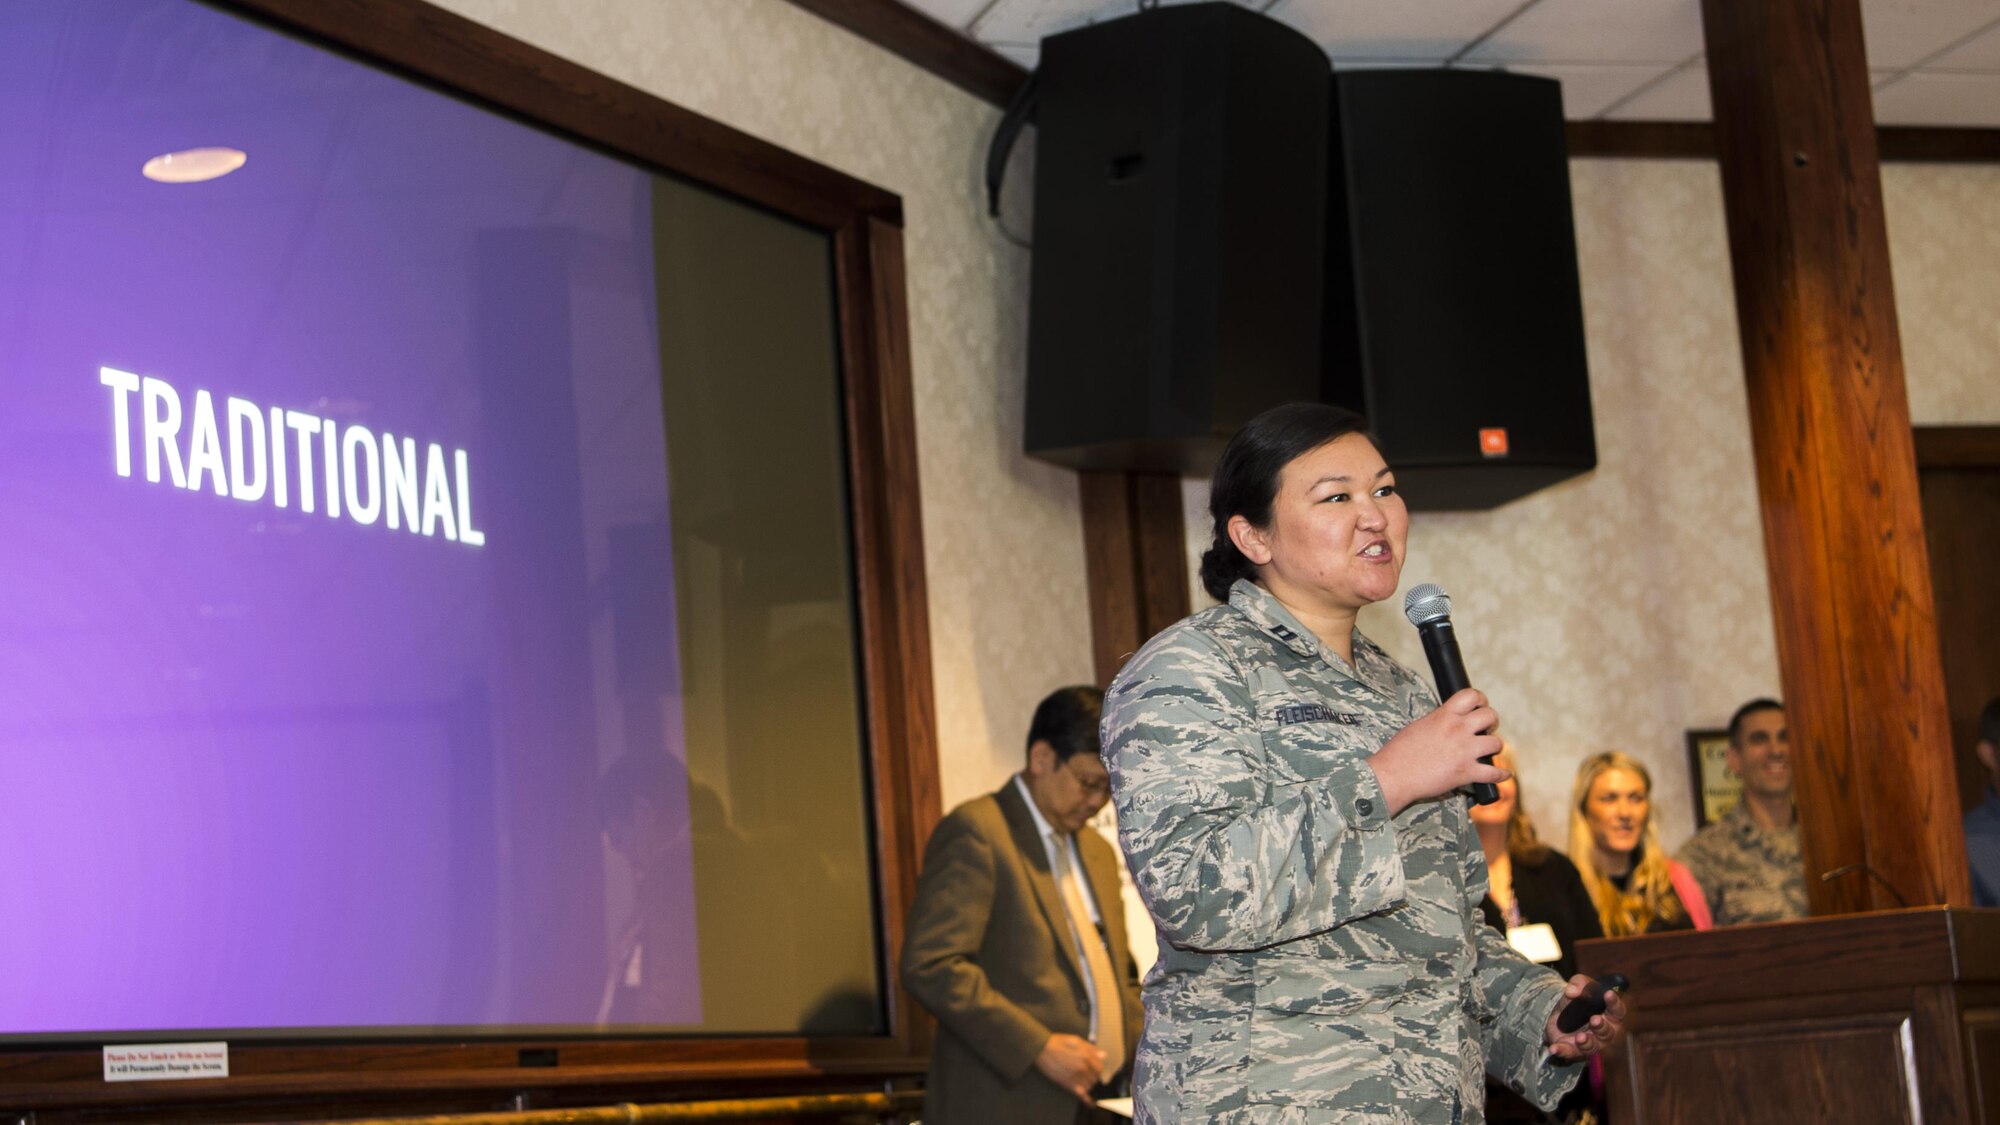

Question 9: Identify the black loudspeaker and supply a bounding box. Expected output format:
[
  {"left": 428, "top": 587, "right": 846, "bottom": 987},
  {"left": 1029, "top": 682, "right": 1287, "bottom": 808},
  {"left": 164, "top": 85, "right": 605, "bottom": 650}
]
[
  {"left": 1022, "top": 4, "right": 1330, "bottom": 473},
  {"left": 1323, "top": 69, "right": 1595, "bottom": 511}
]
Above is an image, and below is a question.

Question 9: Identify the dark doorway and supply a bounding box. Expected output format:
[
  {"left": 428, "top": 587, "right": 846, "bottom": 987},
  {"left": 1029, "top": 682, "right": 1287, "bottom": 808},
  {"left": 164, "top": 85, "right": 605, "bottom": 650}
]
[{"left": 1916, "top": 426, "right": 2000, "bottom": 813}]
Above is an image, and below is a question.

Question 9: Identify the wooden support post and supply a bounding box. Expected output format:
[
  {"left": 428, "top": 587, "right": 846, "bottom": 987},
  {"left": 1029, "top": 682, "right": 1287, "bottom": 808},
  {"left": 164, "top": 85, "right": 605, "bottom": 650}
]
[
  {"left": 1080, "top": 472, "right": 1191, "bottom": 689},
  {"left": 1700, "top": 0, "right": 1971, "bottom": 911}
]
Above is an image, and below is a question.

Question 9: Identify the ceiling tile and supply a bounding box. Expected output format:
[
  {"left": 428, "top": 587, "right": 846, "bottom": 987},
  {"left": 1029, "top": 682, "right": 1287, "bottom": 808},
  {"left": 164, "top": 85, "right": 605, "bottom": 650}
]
[
  {"left": 898, "top": 0, "right": 996, "bottom": 32},
  {"left": 1597, "top": 63, "right": 1991, "bottom": 125},
  {"left": 1271, "top": 0, "right": 1525, "bottom": 61},
  {"left": 1871, "top": 70, "right": 2000, "bottom": 124},
  {"left": 1486, "top": 62, "right": 1679, "bottom": 119},
  {"left": 1602, "top": 63, "right": 1710, "bottom": 119},
  {"left": 991, "top": 42, "right": 1042, "bottom": 68},
  {"left": 1923, "top": 18, "right": 2000, "bottom": 70},
  {"left": 973, "top": 0, "right": 1263, "bottom": 45},
  {"left": 1860, "top": 2, "right": 2000, "bottom": 69},
  {"left": 1462, "top": 0, "right": 1703, "bottom": 65}
]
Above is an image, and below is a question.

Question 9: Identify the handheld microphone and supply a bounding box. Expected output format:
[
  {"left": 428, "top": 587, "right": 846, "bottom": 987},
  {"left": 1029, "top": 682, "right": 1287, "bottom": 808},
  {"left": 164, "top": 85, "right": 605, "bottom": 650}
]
[
  {"left": 1555, "top": 973, "right": 1630, "bottom": 1034},
  {"left": 1402, "top": 583, "right": 1499, "bottom": 805}
]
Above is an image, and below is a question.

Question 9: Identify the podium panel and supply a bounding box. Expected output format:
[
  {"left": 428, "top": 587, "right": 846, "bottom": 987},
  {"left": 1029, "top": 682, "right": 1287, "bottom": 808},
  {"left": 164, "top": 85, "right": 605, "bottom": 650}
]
[
  {"left": 1576, "top": 908, "right": 2000, "bottom": 1125},
  {"left": 1634, "top": 1012, "right": 1917, "bottom": 1121}
]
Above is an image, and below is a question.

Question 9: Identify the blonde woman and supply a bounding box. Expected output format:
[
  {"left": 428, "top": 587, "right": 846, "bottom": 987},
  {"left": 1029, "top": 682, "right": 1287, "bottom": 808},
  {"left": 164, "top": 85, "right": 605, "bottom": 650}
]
[{"left": 1568, "top": 752, "right": 1712, "bottom": 936}]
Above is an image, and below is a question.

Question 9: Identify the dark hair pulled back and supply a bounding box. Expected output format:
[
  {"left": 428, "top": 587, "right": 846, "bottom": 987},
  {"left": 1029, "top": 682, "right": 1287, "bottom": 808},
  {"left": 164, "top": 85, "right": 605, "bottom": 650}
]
[{"left": 1199, "top": 402, "right": 1372, "bottom": 603}]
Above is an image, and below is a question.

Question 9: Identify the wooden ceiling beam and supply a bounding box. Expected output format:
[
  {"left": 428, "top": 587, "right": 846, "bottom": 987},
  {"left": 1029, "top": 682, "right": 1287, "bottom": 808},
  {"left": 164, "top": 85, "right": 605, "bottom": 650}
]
[{"left": 784, "top": 0, "right": 1030, "bottom": 107}]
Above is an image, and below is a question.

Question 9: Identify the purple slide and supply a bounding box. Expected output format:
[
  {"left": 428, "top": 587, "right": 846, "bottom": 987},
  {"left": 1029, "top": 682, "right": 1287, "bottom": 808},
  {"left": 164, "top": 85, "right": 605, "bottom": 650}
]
[{"left": 0, "top": 0, "right": 700, "bottom": 1035}]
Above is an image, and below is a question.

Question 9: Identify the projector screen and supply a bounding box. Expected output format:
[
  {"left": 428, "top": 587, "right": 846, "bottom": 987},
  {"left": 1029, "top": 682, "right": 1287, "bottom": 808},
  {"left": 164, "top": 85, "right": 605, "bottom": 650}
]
[{"left": 0, "top": 0, "right": 881, "bottom": 1040}]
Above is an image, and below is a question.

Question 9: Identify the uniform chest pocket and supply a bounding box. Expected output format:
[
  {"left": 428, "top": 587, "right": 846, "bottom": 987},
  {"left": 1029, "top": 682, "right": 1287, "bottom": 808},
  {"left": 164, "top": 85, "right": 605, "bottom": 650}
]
[
  {"left": 1246, "top": 666, "right": 1401, "bottom": 785},
  {"left": 1257, "top": 719, "right": 1378, "bottom": 783}
]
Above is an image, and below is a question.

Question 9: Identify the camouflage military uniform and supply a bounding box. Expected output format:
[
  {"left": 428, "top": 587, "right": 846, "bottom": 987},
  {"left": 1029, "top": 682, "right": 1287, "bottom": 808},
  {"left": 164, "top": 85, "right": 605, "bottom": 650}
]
[
  {"left": 1675, "top": 801, "right": 1807, "bottom": 926},
  {"left": 1100, "top": 580, "right": 1579, "bottom": 1125}
]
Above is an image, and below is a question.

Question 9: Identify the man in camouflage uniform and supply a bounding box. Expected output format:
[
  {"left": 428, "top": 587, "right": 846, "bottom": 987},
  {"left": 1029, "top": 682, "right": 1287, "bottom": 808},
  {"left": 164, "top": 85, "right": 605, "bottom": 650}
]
[
  {"left": 1676, "top": 699, "right": 1808, "bottom": 926},
  {"left": 1102, "top": 579, "right": 1589, "bottom": 1124}
]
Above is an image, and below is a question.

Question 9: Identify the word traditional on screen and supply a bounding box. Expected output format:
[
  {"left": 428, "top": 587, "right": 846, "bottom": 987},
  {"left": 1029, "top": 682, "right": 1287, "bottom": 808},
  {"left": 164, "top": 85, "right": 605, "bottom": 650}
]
[{"left": 99, "top": 366, "right": 486, "bottom": 546}]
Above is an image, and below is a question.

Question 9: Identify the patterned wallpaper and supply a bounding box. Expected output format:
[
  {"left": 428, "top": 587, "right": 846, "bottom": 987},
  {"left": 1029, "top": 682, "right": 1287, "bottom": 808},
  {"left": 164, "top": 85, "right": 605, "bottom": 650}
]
[
  {"left": 1192, "top": 159, "right": 2000, "bottom": 850},
  {"left": 1885, "top": 164, "right": 2000, "bottom": 427},
  {"left": 426, "top": 0, "right": 1094, "bottom": 812},
  {"left": 420, "top": 1, "right": 1998, "bottom": 853}
]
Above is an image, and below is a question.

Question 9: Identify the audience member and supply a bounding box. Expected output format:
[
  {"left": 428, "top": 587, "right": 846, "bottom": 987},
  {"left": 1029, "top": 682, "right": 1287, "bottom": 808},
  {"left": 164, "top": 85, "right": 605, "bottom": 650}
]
[
  {"left": 1474, "top": 745, "right": 1604, "bottom": 980},
  {"left": 1570, "top": 752, "right": 1711, "bottom": 936},
  {"left": 1477, "top": 745, "right": 1605, "bottom": 1125},
  {"left": 900, "top": 686, "right": 1143, "bottom": 1124},
  {"left": 1676, "top": 699, "right": 1808, "bottom": 925},
  {"left": 1965, "top": 696, "right": 2000, "bottom": 907}
]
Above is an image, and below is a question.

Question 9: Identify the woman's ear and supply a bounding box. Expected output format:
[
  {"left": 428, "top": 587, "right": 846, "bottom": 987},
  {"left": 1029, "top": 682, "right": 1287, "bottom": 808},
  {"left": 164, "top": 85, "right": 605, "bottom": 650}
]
[{"left": 1227, "top": 514, "right": 1272, "bottom": 566}]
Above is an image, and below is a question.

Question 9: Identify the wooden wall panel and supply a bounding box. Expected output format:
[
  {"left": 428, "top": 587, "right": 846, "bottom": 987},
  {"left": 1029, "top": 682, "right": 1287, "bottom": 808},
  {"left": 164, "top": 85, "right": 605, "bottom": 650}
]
[
  {"left": 1916, "top": 426, "right": 2000, "bottom": 814},
  {"left": 1919, "top": 463, "right": 2000, "bottom": 814},
  {"left": 1081, "top": 472, "right": 1190, "bottom": 688}
]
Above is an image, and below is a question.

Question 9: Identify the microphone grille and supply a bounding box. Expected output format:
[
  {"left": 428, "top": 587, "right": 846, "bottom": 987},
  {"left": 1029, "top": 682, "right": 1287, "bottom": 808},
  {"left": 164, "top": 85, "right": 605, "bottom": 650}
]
[{"left": 1403, "top": 583, "right": 1452, "bottom": 626}]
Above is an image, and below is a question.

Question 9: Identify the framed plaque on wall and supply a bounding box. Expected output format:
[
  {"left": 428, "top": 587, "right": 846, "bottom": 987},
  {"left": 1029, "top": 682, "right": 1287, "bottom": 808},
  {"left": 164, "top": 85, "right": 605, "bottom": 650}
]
[{"left": 1685, "top": 728, "right": 1741, "bottom": 829}]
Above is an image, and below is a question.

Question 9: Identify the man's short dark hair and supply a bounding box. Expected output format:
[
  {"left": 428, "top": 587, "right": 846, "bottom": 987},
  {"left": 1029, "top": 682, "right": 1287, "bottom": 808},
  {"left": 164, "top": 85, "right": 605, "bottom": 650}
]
[
  {"left": 1027, "top": 685, "right": 1104, "bottom": 764},
  {"left": 1980, "top": 696, "right": 2000, "bottom": 748},
  {"left": 1728, "top": 698, "right": 1786, "bottom": 746}
]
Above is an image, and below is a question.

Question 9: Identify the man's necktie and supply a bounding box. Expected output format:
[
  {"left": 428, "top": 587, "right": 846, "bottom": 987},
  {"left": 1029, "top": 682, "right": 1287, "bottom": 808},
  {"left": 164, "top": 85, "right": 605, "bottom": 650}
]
[{"left": 1050, "top": 834, "right": 1124, "bottom": 1082}]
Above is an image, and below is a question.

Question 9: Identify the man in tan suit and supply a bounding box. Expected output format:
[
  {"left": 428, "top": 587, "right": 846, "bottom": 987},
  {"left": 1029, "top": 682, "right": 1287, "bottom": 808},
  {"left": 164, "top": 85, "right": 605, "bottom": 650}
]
[{"left": 901, "top": 685, "right": 1145, "bottom": 1124}]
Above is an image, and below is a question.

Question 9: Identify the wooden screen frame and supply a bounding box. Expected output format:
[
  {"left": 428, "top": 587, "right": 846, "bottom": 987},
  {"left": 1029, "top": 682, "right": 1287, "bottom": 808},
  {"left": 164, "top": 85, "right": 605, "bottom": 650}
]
[{"left": 0, "top": 0, "right": 941, "bottom": 1116}]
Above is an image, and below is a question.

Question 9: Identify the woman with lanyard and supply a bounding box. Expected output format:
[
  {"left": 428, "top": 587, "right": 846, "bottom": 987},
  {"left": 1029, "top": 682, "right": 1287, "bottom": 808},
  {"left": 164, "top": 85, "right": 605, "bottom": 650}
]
[
  {"left": 1475, "top": 745, "right": 1603, "bottom": 980},
  {"left": 1476, "top": 746, "right": 1603, "bottom": 1124},
  {"left": 1102, "top": 403, "right": 1626, "bottom": 1124}
]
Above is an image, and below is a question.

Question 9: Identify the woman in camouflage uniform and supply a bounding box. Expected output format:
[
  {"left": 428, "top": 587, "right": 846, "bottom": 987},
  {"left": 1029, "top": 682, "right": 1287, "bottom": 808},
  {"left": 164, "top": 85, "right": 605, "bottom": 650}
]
[{"left": 1101, "top": 404, "right": 1625, "bottom": 1124}]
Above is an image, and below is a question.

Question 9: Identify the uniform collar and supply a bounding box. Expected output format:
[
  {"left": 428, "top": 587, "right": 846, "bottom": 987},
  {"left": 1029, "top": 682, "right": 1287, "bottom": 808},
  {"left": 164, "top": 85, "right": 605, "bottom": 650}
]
[
  {"left": 1227, "top": 578, "right": 1338, "bottom": 661},
  {"left": 1226, "top": 577, "right": 1398, "bottom": 690},
  {"left": 1723, "top": 798, "right": 1794, "bottom": 838}
]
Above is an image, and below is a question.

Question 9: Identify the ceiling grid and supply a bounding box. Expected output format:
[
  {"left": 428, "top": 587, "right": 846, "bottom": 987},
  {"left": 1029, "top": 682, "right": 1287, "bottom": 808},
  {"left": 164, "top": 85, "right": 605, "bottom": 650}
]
[{"left": 903, "top": 0, "right": 2000, "bottom": 124}]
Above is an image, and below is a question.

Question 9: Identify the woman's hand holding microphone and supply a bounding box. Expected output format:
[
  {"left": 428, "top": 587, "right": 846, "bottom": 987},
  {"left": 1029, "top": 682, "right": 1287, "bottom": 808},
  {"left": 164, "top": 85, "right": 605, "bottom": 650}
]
[{"left": 1369, "top": 689, "right": 1510, "bottom": 816}]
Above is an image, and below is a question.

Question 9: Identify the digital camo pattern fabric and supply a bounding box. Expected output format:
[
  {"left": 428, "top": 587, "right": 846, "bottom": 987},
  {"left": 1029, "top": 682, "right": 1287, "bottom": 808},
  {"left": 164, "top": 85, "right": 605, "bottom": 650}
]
[
  {"left": 1102, "top": 580, "right": 1579, "bottom": 1124},
  {"left": 1675, "top": 801, "right": 1807, "bottom": 926}
]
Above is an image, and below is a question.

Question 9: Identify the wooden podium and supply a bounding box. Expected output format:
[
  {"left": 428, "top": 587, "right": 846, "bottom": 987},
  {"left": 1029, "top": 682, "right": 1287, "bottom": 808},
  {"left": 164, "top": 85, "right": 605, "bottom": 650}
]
[{"left": 1576, "top": 908, "right": 2000, "bottom": 1124}]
